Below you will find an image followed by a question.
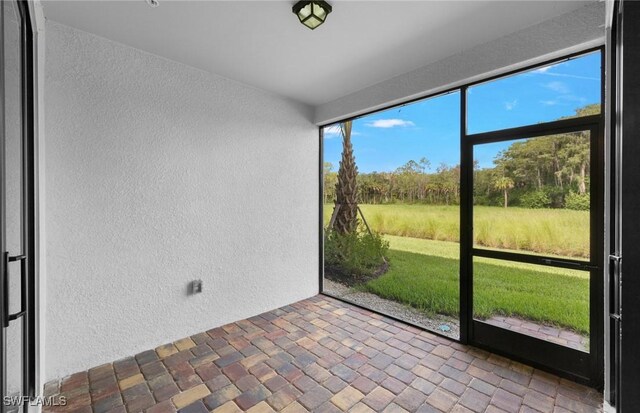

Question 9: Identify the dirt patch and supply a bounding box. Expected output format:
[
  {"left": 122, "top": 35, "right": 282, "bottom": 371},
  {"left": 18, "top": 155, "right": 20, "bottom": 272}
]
[{"left": 324, "top": 260, "right": 389, "bottom": 287}]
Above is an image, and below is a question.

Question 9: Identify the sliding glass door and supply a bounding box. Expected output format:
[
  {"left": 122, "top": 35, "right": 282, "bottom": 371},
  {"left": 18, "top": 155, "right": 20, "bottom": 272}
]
[{"left": 1, "top": 1, "right": 35, "bottom": 411}]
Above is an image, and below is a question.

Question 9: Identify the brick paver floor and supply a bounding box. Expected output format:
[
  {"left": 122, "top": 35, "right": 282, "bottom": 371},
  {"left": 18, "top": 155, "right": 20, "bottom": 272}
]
[
  {"left": 484, "top": 316, "right": 589, "bottom": 353},
  {"left": 43, "top": 295, "right": 603, "bottom": 413}
]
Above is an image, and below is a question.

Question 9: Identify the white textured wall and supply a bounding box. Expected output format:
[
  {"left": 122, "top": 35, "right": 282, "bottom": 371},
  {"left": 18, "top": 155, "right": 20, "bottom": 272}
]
[
  {"left": 315, "top": 2, "right": 605, "bottom": 125},
  {"left": 44, "top": 21, "right": 318, "bottom": 379}
]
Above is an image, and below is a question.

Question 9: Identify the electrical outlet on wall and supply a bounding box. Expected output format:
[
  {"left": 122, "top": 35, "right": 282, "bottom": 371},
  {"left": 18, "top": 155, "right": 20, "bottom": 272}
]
[{"left": 190, "top": 279, "right": 203, "bottom": 295}]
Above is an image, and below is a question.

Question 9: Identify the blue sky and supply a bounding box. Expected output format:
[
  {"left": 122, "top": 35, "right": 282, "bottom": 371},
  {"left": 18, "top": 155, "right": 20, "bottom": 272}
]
[{"left": 323, "top": 52, "right": 601, "bottom": 173}]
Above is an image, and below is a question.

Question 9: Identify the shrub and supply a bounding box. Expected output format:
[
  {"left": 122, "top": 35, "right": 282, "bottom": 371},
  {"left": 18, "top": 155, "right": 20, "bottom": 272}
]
[
  {"left": 545, "top": 186, "right": 566, "bottom": 209},
  {"left": 474, "top": 193, "right": 503, "bottom": 207},
  {"left": 565, "top": 192, "right": 590, "bottom": 210},
  {"left": 324, "top": 225, "right": 389, "bottom": 279},
  {"left": 520, "top": 190, "right": 551, "bottom": 209}
]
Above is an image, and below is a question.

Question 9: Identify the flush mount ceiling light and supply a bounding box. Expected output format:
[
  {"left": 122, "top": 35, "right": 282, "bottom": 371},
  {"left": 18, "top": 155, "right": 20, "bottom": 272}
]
[{"left": 293, "top": 1, "right": 332, "bottom": 30}]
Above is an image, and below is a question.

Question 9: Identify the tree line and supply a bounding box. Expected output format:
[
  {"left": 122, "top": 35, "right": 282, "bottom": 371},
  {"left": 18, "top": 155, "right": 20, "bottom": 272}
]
[
  {"left": 324, "top": 160, "right": 460, "bottom": 205},
  {"left": 324, "top": 104, "right": 598, "bottom": 209}
]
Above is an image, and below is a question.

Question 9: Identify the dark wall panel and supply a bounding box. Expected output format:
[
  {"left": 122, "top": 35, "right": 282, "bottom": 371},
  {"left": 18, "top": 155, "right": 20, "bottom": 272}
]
[{"left": 620, "top": 1, "right": 640, "bottom": 411}]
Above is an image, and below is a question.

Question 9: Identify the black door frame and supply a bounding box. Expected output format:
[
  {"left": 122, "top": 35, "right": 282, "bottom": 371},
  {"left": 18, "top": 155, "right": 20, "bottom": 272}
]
[
  {"left": 617, "top": 0, "right": 640, "bottom": 411},
  {"left": 460, "top": 115, "right": 605, "bottom": 388},
  {"left": 604, "top": 0, "right": 621, "bottom": 408},
  {"left": 0, "top": 0, "right": 36, "bottom": 410}
]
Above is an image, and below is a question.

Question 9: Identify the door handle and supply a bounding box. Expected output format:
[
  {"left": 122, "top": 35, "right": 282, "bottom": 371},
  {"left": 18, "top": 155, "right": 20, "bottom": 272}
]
[
  {"left": 609, "top": 254, "right": 622, "bottom": 323},
  {"left": 3, "top": 251, "right": 27, "bottom": 328}
]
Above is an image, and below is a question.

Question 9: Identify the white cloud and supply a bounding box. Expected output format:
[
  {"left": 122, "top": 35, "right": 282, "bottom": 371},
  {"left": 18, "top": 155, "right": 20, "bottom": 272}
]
[
  {"left": 366, "top": 119, "right": 415, "bottom": 128},
  {"left": 504, "top": 99, "right": 518, "bottom": 110},
  {"left": 322, "top": 125, "right": 362, "bottom": 138},
  {"left": 534, "top": 66, "right": 552, "bottom": 74},
  {"left": 544, "top": 81, "right": 570, "bottom": 94},
  {"left": 546, "top": 72, "right": 599, "bottom": 81},
  {"left": 322, "top": 125, "right": 341, "bottom": 138},
  {"left": 540, "top": 100, "right": 558, "bottom": 106},
  {"left": 533, "top": 68, "right": 599, "bottom": 81},
  {"left": 558, "top": 94, "right": 588, "bottom": 104}
]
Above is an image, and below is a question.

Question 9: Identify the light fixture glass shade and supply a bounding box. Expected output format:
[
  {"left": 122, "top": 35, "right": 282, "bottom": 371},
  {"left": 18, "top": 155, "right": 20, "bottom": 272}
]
[
  {"left": 305, "top": 16, "right": 322, "bottom": 29},
  {"left": 298, "top": 3, "right": 312, "bottom": 20},
  {"left": 293, "top": 1, "right": 332, "bottom": 30}
]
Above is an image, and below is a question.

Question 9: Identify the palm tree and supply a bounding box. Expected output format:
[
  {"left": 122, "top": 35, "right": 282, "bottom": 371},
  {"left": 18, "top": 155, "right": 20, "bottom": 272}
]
[
  {"left": 493, "top": 176, "right": 515, "bottom": 208},
  {"left": 333, "top": 121, "right": 358, "bottom": 234}
]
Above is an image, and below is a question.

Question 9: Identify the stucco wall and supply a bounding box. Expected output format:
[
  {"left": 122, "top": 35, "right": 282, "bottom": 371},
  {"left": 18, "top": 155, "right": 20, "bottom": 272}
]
[
  {"left": 44, "top": 21, "right": 318, "bottom": 379},
  {"left": 315, "top": 2, "right": 605, "bottom": 125}
]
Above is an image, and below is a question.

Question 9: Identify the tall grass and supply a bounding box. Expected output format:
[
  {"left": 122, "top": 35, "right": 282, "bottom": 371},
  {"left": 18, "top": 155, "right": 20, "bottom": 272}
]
[{"left": 323, "top": 204, "right": 590, "bottom": 258}]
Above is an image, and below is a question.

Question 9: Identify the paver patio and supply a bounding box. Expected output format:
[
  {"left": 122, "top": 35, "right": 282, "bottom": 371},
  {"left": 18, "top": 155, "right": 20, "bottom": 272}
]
[
  {"left": 42, "top": 295, "right": 602, "bottom": 412},
  {"left": 484, "top": 316, "right": 589, "bottom": 353}
]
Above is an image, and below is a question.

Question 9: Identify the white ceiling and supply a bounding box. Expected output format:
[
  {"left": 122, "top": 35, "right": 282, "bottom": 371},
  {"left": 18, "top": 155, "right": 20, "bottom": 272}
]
[{"left": 42, "top": 0, "right": 597, "bottom": 106}]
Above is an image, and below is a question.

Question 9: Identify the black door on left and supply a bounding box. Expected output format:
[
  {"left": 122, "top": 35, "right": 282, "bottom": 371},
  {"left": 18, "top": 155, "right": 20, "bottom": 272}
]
[{"left": 1, "top": 1, "right": 35, "bottom": 412}]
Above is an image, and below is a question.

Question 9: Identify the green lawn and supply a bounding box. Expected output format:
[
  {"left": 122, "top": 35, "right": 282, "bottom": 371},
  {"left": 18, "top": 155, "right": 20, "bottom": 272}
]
[
  {"left": 358, "top": 235, "right": 590, "bottom": 334},
  {"left": 324, "top": 204, "right": 590, "bottom": 258}
]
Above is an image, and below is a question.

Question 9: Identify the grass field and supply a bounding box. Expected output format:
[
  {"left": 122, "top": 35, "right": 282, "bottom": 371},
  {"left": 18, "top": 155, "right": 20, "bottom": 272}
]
[
  {"left": 324, "top": 204, "right": 590, "bottom": 258},
  {"left": 356, "top": 235, "right": 590, "bottom": 334}
]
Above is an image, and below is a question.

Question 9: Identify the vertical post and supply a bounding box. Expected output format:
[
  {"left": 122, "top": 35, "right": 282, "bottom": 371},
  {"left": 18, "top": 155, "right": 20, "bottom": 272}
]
[
  {"left": 605, "top": 1, "right": 622, "bottom": 406},
  {"left": 603, "top": 3, "right": 614, "bottom": 401},
  {"left": 18, "top": 0, "right": 35, "bottom": 399},
  {"left": 319, "top": 127, "right": 325, "bottom": 294},
  {"left": 459, "top": 87, "right": 472, "bottom": 344},
  {"left": 0, "top": 0, "right": 7, "bottom": 409}
]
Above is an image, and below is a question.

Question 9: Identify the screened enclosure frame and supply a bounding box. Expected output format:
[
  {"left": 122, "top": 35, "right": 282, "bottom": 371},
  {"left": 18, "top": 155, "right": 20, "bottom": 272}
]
[
  {"left": 319, "top": 46, "right": 605, "bottom": 388},
  {"left": 461, "top": 115, "right": 604, "bottom": 388}
]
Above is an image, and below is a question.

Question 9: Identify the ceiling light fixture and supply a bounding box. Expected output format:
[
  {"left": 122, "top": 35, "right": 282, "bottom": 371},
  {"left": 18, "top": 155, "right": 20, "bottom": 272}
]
[
  {"left": 292, "top": 1, "right": 332, "bottom": 30},
  {"left": 146, "top": 0, "right": 159, "bottom": 8}
]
